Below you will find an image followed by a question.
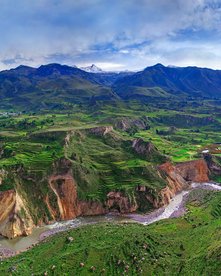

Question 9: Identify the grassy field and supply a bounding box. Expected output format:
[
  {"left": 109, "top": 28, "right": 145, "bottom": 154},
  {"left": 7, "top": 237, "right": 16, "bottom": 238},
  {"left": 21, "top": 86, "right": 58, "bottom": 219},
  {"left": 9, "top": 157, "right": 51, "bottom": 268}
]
[
  {"left": 0, "top": 101, "right": 221, "bottom": 191},
  {"left": 1, "top": 102, "right": 221, "bottom": 168},
  {"left": 0, "top": 190, "right": 220, "bottom": 275}
]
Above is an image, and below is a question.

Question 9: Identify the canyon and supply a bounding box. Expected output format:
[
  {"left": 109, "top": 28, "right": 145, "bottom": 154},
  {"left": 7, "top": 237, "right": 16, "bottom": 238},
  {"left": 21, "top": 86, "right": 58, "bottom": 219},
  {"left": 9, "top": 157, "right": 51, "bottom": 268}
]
[
  {"left": 0, "top": 60, "right": 220, "bottom": 273},
  {"left": 0, "top": 155, "right": 211, "bottom": 239}
]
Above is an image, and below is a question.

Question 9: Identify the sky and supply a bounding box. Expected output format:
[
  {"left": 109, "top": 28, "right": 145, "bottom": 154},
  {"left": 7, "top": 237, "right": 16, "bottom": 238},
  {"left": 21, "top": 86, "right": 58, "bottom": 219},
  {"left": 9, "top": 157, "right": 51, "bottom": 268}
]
[{"left": 1, "top": 0, "right": 221, "bottom": 71}]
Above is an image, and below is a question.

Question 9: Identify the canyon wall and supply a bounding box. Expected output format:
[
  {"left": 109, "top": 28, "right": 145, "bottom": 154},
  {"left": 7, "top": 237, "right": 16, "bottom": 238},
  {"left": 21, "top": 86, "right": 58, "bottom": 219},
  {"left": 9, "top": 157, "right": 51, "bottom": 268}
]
[
  {"left": 0, "top": 190, "right": 34, "bottom": 239},
  {"left": 176, "top": 159, "right": 209, "bottom": 182},
  {"left": 156, "top": 162, "right": 188, "bottom": 207},
  {"left": 47, "top": 173, "right": 106, "bottom": 220}
]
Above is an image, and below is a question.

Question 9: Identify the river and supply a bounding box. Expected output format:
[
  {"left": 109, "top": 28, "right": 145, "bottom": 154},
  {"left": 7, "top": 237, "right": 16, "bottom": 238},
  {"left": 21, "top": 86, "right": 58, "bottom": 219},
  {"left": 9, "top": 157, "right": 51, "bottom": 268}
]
[{"left": 0, "top": 182, "right": 220, "bottom": 257}]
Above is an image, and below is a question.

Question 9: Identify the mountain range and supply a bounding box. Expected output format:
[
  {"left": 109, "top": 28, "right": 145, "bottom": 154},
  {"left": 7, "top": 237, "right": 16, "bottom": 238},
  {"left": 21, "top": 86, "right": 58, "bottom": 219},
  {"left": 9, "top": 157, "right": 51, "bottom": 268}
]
[
  {"left": 80, "top": 64, "right": 104, "bottom": 73},
  {"left": 1, "top": 62, "right": 221, "bottom": 110},
  {"left": 114, "top": 63, "right": 221, "bottom": 99}
]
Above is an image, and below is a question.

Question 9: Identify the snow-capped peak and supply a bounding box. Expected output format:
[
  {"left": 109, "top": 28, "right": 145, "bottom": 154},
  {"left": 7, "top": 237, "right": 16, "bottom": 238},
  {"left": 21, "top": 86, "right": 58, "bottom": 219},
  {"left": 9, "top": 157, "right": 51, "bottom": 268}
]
[{"left": 81, "top": 64, "right": 103, "bottom": 73}]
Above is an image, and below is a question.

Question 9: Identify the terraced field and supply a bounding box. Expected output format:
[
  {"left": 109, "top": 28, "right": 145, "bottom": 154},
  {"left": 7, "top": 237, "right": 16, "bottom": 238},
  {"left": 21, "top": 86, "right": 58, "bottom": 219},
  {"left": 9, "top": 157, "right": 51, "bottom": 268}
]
[{"left": 1, "top": 101, "right": 221, "bottom": 193}]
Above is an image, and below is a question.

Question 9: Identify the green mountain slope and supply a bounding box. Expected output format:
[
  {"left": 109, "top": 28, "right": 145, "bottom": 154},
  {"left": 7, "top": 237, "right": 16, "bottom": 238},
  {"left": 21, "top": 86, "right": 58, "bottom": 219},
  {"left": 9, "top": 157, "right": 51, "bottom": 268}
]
[
  {"left": 114, "top": 63, "right": 221, "bottom": 99},
  {"left": 0, "top": 64, "right": 118, "bottom": 110},
  {"left": 2, "top": 63, "right": 221, "bottom": 110}
]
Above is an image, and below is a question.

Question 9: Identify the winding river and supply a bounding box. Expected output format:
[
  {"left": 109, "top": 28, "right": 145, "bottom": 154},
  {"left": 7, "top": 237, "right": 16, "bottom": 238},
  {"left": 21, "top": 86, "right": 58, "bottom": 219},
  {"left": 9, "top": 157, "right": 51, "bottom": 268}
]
[{"left": 0, "top": 182, "right": 221, "bottom": 257}]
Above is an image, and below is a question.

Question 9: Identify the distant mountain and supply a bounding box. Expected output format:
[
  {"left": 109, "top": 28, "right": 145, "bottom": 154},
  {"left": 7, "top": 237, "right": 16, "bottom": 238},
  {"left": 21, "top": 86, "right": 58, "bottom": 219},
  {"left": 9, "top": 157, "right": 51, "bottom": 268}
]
[
  {"left": 113, "top": 63, "right": 221, "bottom": 99},
  {"left": 1, "top": 62, "right": 221, "bottom": 110},
  {"left": 0, "top": 63, "right": 119, "bottom": 110},
  {"left": 81, "top": 64, "right": 103, "bottom": 73}
]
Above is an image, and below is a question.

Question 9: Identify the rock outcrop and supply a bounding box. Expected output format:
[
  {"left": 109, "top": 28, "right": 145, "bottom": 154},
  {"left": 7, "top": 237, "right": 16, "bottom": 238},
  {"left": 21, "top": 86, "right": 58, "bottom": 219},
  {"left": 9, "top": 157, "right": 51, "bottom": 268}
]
[
  {"left": 48, "top": 173, "right": 106, "bottom": 220},
  {"left": 132, "top": 138, "right": 156, "bottom": 156},
  {"left": 151, "top": 159, "right": 209, "bottom": 208},
  {"left": 106, "top": 191, "right": 138, "bottom": 213},
  {"left": 134, "top": 162, "right": 189, "bottom": 210},
  {"left": 175, "top": 159, "right": 209, "bottom": 182},
  {"left": 132, "top": 138, "right": 167, "bottom": 163},
  {"left": 87, "top": 126, "right": 113, "bottom": 136},
  {"left": 0, "top": 190, "right": 34, "bottom": 239},
  {"left": 114, "top": 117, "right": 150, "bottom": 132},
  {"left": 203, "top": 153, "right": 221, "bottom": 175},
  {"left": 157, "top": 162, "right": 188, "bottom": 207},
  {"left": 48, "top": 174, "right": 78, "bottom": 220}
]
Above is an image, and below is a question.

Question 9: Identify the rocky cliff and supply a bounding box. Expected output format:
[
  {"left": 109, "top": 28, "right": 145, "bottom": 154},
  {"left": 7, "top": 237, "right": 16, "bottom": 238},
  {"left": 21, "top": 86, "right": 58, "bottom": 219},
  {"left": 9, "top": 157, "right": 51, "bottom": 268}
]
[
  {"left": 156, "top": 162, "right": 188, "bottom": 207},
  {"left": 0, "top": 190, "right": 34, "bottom": 239},
  {"left": 133, "top": 160, "right": 210, "bottom": 210},
  {"left": 48, "top": 174, "right": 78, "bottom": 220},
  {"left": 203, "top": 153, "right": 221, "bottom": 175},
  {"left": 0, "top": 170, "right": 106, "bottom": 239},
  {"left": 47, "top": 172, "right": 106, "bottom": 220},
  {"left": 176, "top": 159, "right": 209, "bottom": 182}
]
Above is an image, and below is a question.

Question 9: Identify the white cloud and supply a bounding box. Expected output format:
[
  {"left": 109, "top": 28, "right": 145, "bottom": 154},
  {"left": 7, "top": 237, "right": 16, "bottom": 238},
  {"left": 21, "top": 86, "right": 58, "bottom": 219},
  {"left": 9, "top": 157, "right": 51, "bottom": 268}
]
[{"left": 0, "top": 0, "right": 221, "bottom": 70}]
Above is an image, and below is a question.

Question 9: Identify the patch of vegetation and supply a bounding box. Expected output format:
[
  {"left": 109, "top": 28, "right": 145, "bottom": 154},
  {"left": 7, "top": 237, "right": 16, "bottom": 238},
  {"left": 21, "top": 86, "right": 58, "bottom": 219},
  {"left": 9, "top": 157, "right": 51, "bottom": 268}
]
[{"left": 0, "top": 175, "right": 14, "bottom": 191}]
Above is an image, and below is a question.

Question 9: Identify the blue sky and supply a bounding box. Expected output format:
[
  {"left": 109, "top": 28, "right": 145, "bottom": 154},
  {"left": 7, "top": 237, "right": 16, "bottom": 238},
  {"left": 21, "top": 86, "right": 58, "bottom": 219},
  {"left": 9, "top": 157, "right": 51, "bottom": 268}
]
[{"left": 1, "top": 0, "right": 221, "bottom": 71}]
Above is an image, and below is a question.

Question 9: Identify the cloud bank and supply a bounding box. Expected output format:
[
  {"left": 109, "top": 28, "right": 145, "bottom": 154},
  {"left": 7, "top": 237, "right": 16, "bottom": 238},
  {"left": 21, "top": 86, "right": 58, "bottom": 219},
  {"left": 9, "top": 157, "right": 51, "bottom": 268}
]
[{"left": 1, "top": 0, "right": 221, "bottom": 70}]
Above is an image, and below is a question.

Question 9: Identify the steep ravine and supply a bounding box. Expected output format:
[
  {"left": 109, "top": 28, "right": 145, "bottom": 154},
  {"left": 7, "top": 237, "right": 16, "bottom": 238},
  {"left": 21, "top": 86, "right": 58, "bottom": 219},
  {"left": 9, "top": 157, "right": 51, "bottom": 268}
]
[{"left": 0, "top": 157, "right": 210, "bottom": 239}]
